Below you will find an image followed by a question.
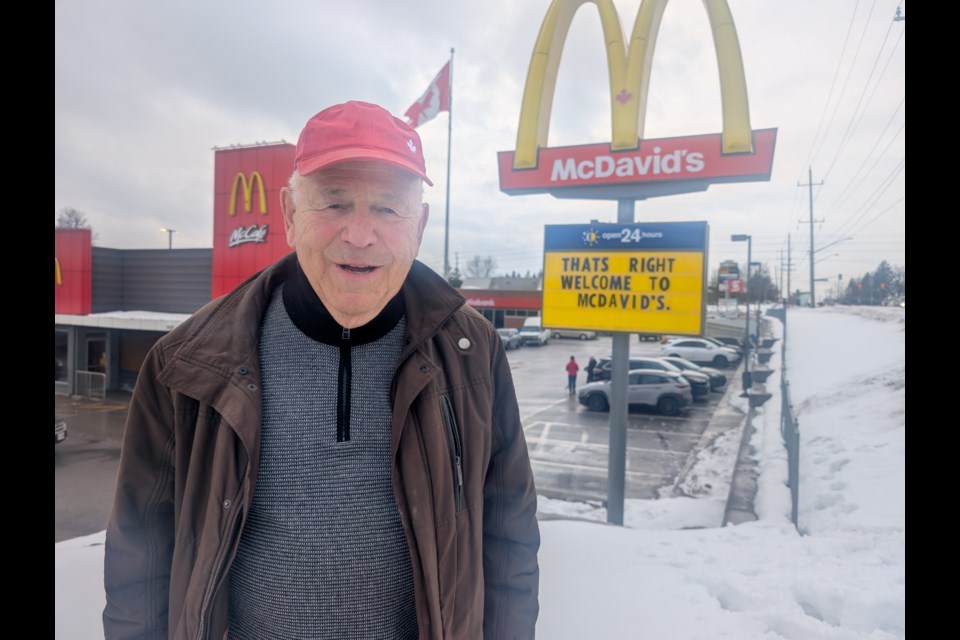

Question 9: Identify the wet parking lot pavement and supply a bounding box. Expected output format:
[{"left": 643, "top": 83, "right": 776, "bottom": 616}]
[{"left": 506, "top": 335, "right": 742, "bottom": 503}]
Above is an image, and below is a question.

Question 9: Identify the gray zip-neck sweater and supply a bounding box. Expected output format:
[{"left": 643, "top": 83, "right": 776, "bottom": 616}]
[{"left": 227, "top": 264, "right": 417, "bottom": 639}]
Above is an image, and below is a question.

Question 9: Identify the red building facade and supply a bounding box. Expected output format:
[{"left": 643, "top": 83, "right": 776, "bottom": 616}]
[{"left": 212, "top": 142, "right": 296, "bottom": 298}]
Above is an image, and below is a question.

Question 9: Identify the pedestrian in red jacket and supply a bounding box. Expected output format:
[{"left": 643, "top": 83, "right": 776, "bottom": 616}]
[{"left": 566, "top": 355, "right": 580, "bottom": 396}]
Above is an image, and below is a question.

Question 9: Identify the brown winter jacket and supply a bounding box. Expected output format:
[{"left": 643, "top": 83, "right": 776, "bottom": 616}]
[{"left": 102, "top": 254, "right": 540, "bottom": 639}]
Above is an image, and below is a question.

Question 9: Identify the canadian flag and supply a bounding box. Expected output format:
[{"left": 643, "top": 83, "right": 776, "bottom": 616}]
[{"left": 404, "top": 61, "right": 451, "bottom": 128}]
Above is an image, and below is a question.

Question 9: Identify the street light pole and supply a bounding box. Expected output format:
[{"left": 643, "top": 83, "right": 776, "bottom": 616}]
[
  {"left": 731, "top": 234, "right": 752, "bottom": 393},
  {"left": 160, "top": 227, "right": 177, "bottom": 250}
]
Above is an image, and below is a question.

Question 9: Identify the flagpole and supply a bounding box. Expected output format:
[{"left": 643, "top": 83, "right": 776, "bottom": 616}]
[{"left": 443, "top": 47, "right": 454, "bottom": 279}]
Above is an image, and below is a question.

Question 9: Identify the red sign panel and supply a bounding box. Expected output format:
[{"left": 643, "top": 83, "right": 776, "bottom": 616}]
[
  {"left": 55, "top": 229, "right": 92, "bottom": 315},
  {"left": 498, "top": 129, "right": 776, "bottom": 195},
  {"left": 464, "top": 295, "right": 541, "bottom": 310},
  {"left": 212, "top": 143, "right": 297, "bottom": 298},
  {"left": 727, "top": 279, "right": 744, "bottom": 294}
]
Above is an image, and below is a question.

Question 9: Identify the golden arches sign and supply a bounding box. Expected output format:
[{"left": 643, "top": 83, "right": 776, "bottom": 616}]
[
  {"left": 55, "top": 257, "right": 62, "bottom": 285},
  {"left": 514, "top": 0, "right": 753, "bottom": 170},
  {"left": 228, "top": 171, "right": 267, "bottom": 216}
]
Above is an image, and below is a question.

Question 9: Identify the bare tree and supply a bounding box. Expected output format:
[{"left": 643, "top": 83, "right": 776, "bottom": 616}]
[
  {"left": 465, "top": 255, "right": 497, "bottom": 278},
  {"left": 56, "top": 207, "right": 99, "bottom": 242},
  {"left": 57, "top": 207, "right": 91, "bottom": 229}
]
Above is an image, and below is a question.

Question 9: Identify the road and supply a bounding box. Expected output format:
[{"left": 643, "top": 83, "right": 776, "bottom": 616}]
[
  {"left": 54, "top": 393, "right": 129, "bottom": 542},
  {"left": 54, "top": 332, "right": 743, "bottom": 541}
]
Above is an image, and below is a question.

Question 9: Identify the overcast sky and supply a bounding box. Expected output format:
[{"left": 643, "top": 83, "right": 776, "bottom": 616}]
[{"left": 54, "top": 0, "right": 905, "bottom": 291}]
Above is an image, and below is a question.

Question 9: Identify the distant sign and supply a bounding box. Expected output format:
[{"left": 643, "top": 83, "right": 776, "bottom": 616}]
[
  {"left": 718, "top": 297, "right": 739, "bottom": 314},
  {"left": 727, "top": 279, "right": 744, "bottom": 294},
  {"left": 542, "top": 222, "right": 708, "bottom": 335},
  {"left": 718, "top": 260, "right": 740, "bottom": 280}
]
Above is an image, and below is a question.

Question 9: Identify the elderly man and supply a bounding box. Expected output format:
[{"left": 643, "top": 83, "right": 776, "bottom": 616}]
[{"left": 103, "top": 101, "right": 540, "bottom": 639}]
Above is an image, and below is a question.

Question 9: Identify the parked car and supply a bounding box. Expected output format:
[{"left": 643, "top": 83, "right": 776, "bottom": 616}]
[
  {"left": 578, "top": 369, "right": 692, "bottom": 416},
  {"left": 518, "top": 316, "right": 551, "bottom": 346},
  {"left": 55, "top": 417, "right": 68, "bottom": 444},
  {"left": 594, "top": 356, "right": 710, "bottom": 398},
  {"left": 660, "top": 338, "right": 741, "bottom": 367},
  {"left": 549, "top": 328, "right": 598, "bottom": 340},
  {"left": 709, "top": 336, "right": 744, "bottom": 351},
  {"left": 702, "top": 335, "right": 744, "bottom": 355},
  {"left": 496, "top": 327, "right": 523, "bottom": 350},
  {"left": 660, "top": 356, "right": 727, "bottom": 391}
]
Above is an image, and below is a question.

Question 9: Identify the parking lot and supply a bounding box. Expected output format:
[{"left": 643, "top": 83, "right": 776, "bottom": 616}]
[
  {"left": 55, "top": 332, "right": 745, "bottom": 541},
  {"left": 505, "top": 334, "right": 742, "bottom": 502}
]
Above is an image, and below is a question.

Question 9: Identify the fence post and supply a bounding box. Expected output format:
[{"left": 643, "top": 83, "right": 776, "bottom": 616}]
[{"left": 790, "top": 417, "right": 800, "bottom": 528}]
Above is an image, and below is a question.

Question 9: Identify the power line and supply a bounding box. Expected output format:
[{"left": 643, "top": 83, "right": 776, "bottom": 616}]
[{"left": 821, "top": 5, "right": 904, "bottom": 184}]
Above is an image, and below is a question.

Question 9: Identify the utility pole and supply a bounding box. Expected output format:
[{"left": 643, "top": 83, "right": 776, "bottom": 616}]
[
  {"left": 798, "top": 167, "right": 824, "bottom": 306},
  {"left": 787, "top": 234, "right": 792, "bottom": 305},
  {"left": 778, "top": 249, "right": 784, "bottom": 301}
]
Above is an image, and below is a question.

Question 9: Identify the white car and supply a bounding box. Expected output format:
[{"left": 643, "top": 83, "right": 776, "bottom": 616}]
[
  {"left": 660, "top": 338, "right": 741, "bottom": 368},
  {"left": 518, "top": 317, "right": 551, "bottom": 346},
  {"left": 55, "top": 417, "right": 68, "bottom": 444},
  {"left": 577, "top": 369, "right": 692, "bottom": 416},
  {"left": 549, "top": 328, "right": 598, "bottom": 340}
]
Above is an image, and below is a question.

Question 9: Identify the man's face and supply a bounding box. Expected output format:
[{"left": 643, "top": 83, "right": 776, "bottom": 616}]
[{"left": 281, "top": 161, "right": 429, "bottom": 328}]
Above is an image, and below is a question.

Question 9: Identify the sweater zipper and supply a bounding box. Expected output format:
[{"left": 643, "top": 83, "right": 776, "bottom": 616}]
[
  {"left": 439, "top": 394, "right": 464, "bottom": 511},
  {"left": 196, "top": 503, "right": 243, "bottom": 640},
  {"left": 338, "top": 328, "right": 352, "bottom": 442}
]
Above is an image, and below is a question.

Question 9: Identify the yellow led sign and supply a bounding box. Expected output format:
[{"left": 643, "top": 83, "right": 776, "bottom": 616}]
[{"left": 542, "top": 250, "right": 705, "bottom": 334}]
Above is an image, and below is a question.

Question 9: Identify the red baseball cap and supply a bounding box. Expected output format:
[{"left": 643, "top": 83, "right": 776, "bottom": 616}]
[{"left": 295, "top": 100, "right": 433, "bottom": 186}]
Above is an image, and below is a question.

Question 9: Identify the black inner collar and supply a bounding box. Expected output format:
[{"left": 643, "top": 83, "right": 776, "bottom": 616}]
[{"left": 282, "top": 258, "right": 405, "bottom": 345}]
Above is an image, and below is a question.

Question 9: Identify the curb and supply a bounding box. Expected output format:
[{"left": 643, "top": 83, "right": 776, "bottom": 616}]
[{"left": 667, "top": 364, "right": 747, "bottom": 505}]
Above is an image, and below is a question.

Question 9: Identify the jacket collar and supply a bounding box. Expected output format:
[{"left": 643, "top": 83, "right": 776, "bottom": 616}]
[
  {"left": 399, "top": 260, "right": 465, "bottom": 355},
  {"left": 156, "top": 252, "right": 463, "bottom": 456},
  {"left": 163, "top": 253, "right": 464, "bottom": 394},
  {"left": 282, "top": 257, "right": 406, "bottom": 346}
]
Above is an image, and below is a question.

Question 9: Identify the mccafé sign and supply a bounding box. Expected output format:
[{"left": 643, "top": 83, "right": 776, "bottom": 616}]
[
  {"left": 228, "top": 171, "right": 269, "bottom": 247},
  {"left": 498, "top": 0, "right": 775, "bottom": 195},
  {"left": 211, "top": 143, "right": 295, "bottom": 298}
]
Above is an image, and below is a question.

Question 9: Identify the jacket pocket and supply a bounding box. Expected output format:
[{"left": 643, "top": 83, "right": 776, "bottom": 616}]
[{"left": 439, "top": 394, "right": 464, "bottom": 512}]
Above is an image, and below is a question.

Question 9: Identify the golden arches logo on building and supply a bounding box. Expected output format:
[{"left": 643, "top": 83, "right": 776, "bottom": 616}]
[
  {"left": 228, "top": 171, "right": 267, "bottom": 216},
  {"left": 514, "top": 0, "right": 753, "bottom": 170},
  {"left": 55, "top": 257, "right": 62, "bottom": 285}
]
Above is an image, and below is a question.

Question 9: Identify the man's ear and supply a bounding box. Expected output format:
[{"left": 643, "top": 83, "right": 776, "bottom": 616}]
[
  {"left": 280, "top": 188, "right": 297, "bottom": 249},
  {"left": 416, "top": 202, "right": 430, "bottom": 244}
]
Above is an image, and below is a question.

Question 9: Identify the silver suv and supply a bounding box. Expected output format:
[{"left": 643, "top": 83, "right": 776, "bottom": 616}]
[
  {"left": 577, "top": 369, "right": 693, "bottom": 416},
  {"left": 594, "top": 356, "right": 711, "bottom": 397}
]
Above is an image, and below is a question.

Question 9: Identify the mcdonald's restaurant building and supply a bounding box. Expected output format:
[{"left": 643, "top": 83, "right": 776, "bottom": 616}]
[{"left": 55, "top": 142, "right": 545, "bottom": 396}]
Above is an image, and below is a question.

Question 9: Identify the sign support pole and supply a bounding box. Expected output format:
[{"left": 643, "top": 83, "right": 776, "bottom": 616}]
[{"left": 606, "top": 197, "right": 634, "bottom": 525}]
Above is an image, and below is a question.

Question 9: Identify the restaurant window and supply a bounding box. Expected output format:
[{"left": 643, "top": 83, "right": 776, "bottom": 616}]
[{"left": 55, "top": 330, "right": 68, "bottom": 383}]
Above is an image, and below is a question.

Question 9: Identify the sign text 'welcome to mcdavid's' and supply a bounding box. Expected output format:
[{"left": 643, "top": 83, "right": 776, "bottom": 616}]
[{"left": 542, "top": 222, "right": 708, "bottom": 335}]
